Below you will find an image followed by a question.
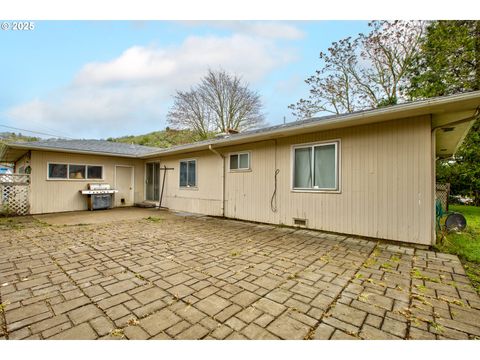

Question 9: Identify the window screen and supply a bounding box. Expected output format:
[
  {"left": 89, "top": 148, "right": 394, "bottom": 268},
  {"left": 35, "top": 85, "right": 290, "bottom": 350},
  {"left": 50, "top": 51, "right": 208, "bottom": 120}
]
[
  {"left": 48, "top": 164, "right": 67, "bottom": 179},
  {"left": 187, "top": 160, "right": 196, "bottom": 186},
  {"left": 87, "top": 165, "right": 103, "bottom": 179},
  {"left": 239, "top": 153, "right": 249, "bottom": 169},
  {"left": 180, "top": 161, "right": 187, "bottom": 187},
  {"left": 230, "top": 154, "right": 239, "bottom": 170},
  {"left": 69, "top": 165, "right": 86, "bottom": 179}
]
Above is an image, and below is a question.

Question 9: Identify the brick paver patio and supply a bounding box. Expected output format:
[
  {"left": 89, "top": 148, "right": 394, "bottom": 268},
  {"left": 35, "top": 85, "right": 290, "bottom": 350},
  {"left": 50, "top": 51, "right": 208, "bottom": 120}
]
[{"left": 1, "top": 210, "right": 480, "bottom": 340}]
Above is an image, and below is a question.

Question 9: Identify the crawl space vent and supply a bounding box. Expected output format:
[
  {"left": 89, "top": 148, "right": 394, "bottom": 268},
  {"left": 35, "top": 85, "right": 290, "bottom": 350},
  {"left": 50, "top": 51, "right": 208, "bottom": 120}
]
[{"left": 293, "top": 218, "right": 307, "bottom": 227}]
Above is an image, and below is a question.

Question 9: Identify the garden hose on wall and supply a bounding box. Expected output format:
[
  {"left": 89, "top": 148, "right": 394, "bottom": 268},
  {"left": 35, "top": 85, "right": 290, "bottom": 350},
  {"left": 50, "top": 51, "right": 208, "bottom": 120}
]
[{"left": 270, "top": 169, "right": 280, "bottom": 212}]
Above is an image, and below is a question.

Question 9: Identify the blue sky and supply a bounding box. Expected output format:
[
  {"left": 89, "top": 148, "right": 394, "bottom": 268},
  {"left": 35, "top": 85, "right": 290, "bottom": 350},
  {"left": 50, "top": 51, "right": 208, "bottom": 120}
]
[{"left": 1, "top": 21, "right": 370, "bottom": 139}]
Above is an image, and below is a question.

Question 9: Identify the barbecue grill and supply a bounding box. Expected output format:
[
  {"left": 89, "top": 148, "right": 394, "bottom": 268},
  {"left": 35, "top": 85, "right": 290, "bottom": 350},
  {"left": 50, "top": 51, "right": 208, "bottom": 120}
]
[{"left": 80, "top": 183, "right": 118, "bottom": 210}]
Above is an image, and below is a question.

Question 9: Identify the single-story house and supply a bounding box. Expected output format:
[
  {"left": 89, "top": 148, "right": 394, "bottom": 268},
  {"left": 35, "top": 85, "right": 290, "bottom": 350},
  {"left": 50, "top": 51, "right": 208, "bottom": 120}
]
[{"left": 2, "top": 91, "right": 480, "bottom": 246}]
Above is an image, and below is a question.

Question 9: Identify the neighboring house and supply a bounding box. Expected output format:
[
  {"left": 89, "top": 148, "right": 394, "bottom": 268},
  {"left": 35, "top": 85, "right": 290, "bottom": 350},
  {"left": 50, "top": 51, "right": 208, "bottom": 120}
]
[{"left": 1, "top": 91, "right": 480, "bottom": 246}]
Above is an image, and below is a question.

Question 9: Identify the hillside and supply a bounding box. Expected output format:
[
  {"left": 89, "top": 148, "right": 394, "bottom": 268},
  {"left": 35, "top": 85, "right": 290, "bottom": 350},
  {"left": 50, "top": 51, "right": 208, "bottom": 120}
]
[
  {"left": 108, "top": 128, "right": 208, "bottom": 148},
  {"left": 0, "top": 129, "right": 205, "bottom": 150},
  {"left": 0, "top": 133, "right": 39, "bottom": 161},
  {"left": 0, "top": 132, "right": 39, "bottom": 143}
]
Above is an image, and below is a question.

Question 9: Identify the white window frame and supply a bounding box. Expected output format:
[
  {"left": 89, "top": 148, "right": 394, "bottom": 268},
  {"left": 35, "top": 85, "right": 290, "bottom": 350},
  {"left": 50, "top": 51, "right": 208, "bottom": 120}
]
[
  {"left": 291, "top": 139, "right": 341, "bottom": 193},
  {"left": 47, "top": 162, "right": 68, "bottom": 180},
  {"left": 228, "top": 151, "right": 251, "bottom": 172},
  {"left": 179, "top": 158, "right": 197, "bottom": 189},
  {"left": 47, "top": 162, "right": 105, "bottom": 181}
]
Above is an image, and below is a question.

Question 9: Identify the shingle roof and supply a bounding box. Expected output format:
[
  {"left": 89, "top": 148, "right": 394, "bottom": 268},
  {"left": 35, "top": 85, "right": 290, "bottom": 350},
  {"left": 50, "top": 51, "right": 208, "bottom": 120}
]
[
  {"left": 10, "top": 139, "right": 160, "bottom": 157},
  {"left": 141, "top": 90, "right": 480, "bottom": 157},
  {"left": 138, "top": 114, "right": 343, "bottom": 155}
]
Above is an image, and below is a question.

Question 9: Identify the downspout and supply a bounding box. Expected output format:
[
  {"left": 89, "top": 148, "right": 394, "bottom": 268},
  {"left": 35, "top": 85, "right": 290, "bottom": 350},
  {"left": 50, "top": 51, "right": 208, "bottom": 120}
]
[
  {"left": 431, "top": 123, "right": 438, "bottom": 246},
  {"left": 208, "top": 144, "right": 225, "bottom": 217},
  {"left": 430, "top": 107, "right": 480, "bottom": 245}
]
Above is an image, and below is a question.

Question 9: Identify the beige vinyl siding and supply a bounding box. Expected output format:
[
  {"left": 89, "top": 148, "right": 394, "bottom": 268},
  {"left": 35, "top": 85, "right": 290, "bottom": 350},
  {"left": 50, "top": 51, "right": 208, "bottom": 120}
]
[
  {"left": 223, "top": 142, "right": 278, "bottom": 223},
  {"left": 149, "top": 151, "right": 223, "bottom": 216},
  {"left": 155, "top": 115, "right": 431, "bottom": 244},
  {"left": 29, "top": 151, "right": 144, "bottom": 214},
  {"left": 218, "top": 115, "right": 432, "bottom": 245}
]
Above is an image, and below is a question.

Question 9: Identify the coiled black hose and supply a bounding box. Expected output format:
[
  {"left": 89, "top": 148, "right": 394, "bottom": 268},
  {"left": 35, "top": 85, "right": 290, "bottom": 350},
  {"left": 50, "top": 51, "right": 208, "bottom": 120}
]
[{"left": 270, "top": 169, "right": 280, "bottom": 212}]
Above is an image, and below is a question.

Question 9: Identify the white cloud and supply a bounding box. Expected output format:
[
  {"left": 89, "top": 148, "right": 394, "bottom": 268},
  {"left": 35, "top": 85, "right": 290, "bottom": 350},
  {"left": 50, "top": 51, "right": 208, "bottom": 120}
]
[
  {"left": 5, "top": 32, "right": 297, "bottom": 138},
  {"left": 181, "top": 21, "right": 305, "bottom": 40},
  {"left": 243, "top": 22, "right": 304, "bottom": 40},
  {"left": 74, "top": 34, "right": 292, "bottom": 87},
  {"left": 74, "top": 46, "right": 177, "bottom": 86}
]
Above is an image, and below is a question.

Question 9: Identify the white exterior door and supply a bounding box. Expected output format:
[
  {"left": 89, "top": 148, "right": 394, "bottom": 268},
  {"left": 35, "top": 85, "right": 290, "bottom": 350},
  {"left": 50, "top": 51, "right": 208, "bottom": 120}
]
[{"left": 115, "top": 166, "right": 134, "bottom": 206}]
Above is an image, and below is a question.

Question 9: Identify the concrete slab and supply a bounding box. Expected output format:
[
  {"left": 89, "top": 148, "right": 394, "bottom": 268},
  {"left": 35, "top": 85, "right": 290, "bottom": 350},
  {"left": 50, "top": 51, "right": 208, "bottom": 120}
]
[{"left": 33, "top": 207, "right": 172, "bottom": 226}]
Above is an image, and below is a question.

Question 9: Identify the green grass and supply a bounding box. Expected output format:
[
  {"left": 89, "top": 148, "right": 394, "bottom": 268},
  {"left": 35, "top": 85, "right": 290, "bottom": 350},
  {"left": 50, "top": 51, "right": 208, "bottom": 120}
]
[
  {"left": 436, "top": 204, "right": 480, "bottom": 292},
  {"left": 436, "top": 205, "right": 480, "bottom": 262},
  {"left": 0, "top": 216, "right": 42, "bottom": 230}
]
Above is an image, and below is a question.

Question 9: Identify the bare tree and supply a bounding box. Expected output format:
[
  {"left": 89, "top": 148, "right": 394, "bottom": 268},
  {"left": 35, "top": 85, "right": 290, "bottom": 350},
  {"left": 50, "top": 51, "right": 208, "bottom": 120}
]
[
  {"left": 290, "top": 37, "right": 362, "bottom": 118},
  {"left": 167, "top": 90, "right": 213, "bottom": 139},
  {"left": 168, "top": 69, "right": 265, "bottom": 138},
  {"left": 289, "top": 21, "right": 426, "bottom": 119}
]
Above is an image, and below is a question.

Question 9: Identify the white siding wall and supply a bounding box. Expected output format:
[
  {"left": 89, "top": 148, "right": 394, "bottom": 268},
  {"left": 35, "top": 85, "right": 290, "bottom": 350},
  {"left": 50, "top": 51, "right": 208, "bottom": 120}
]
[
  {"left": 219, "top": 115, "right": 432, "bottom": 245},
  {"left": 152, "top": 151, "right": 223, "bottom": 216},
  {"left": 157, "top": 115, "right": 432, "bottom": 245}
]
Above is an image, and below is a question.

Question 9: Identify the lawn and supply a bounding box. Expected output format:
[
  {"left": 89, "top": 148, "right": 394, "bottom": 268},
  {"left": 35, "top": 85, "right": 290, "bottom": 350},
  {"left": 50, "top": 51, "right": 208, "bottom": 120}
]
[{"left": 436, "top": 204, "right": 480, "bottom": 292}]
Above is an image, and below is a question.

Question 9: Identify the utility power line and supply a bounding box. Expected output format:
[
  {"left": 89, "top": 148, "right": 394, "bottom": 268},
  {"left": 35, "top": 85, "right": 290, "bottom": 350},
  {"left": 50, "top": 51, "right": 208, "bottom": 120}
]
[
  {"left": 20, "top": 117, "right": 76, "bottom": 139},
  {"left": 0, "top": 124, "right": 74, "bottom": 139}
]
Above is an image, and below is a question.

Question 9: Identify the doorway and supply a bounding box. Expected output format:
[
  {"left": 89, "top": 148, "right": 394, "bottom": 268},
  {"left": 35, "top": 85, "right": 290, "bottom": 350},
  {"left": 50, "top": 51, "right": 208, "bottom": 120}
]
[
  {"left": 145, "top": 162, "right": 160, "bottom": 202},
  {"left": 115, "top": 165, "right": 134, "bottom": 206}
]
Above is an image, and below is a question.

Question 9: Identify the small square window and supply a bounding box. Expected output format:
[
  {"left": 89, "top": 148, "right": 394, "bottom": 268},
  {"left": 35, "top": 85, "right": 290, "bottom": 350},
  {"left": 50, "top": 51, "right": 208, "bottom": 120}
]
[
  {"left": 87, "top": 165, "right": 103, "bottom": 179},
  {"left": 69, "top": 165, "right": 86, "bottom": 179},
  {"left": 48, "top": 164, "right": 67, "bottom": 179},
  {"left": 229, "top": 152, "right": 250, "bottom": 171}
]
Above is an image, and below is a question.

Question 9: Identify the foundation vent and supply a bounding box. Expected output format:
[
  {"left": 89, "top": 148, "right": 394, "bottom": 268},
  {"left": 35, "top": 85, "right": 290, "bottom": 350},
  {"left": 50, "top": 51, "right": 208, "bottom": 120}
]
[{"left": 293, "top": 218, "right": 307, "bottom": 227}]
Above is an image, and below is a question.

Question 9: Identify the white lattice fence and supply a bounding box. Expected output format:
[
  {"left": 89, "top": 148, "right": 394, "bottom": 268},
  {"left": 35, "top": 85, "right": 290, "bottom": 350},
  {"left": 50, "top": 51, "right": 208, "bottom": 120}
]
[
  {"left": 436, "top": 183, "right": 450, "bottom": 212},
  {"left": 1, "top": 174, "right": 30, "bottom": 216}
]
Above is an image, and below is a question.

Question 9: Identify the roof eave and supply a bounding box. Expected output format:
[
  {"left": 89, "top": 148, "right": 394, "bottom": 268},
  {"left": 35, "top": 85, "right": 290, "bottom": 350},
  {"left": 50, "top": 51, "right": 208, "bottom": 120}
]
[{"left": 5, "top": 143, "right": 143, "bottom": 158}]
